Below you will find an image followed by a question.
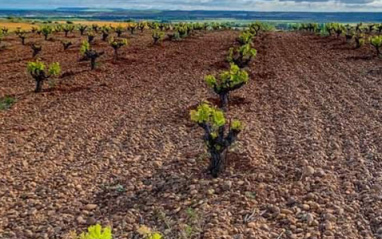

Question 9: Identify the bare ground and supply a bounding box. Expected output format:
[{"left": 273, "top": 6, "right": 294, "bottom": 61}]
[{"left": 0, "top": 30, "right": 382, "bottom": 239}]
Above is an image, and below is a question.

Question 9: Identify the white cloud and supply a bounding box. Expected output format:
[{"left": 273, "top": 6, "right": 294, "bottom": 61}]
[{"left": 2, "top": 0, "right": 382, "bottom": 11}]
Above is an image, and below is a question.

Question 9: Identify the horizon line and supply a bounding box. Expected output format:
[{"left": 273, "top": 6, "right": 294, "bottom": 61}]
[{"left": 1, "top": 8, "right": 382, "bottom": 13}]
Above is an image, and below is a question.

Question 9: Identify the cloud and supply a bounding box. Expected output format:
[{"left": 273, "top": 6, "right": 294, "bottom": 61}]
[{"left": 0, "top": 0, "right": 382, "bottom": 11}]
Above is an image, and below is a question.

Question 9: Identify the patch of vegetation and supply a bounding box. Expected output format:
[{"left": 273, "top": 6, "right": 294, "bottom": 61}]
[
  {"left": 152, "top": 30, "right": 165, "bottom": 45},
  {"left": 41, "top": 25, "right": 53, "bottom": 40},
  {"left": 227, "top": 43, "right": 257, "bottom": 68},
  {"left": 80, "top": 41, "right": 104, "bottom": 70},
  {"left": 27, "top": 60, "right": 61, "bottom": 93},
  {"left": 190, "top": 102, "right": 243, "bottom": 177},
  {"left": 205, "top": 64, "right": 249, "bottom": 110},
  {"left": 370, "top": 35, "right": 382, "bottom": 57},
  {"left": 0, "top": 96, "right": 16, "bottom": 111},
  {"left": 109, "top": 37, "right": 128, "bottom": 60}
]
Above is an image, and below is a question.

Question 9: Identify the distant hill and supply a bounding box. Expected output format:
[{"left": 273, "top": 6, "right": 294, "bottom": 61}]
[
  {"left": 0, "top": 9, "right": 382, "bottom": 23},
  {"left": 56, "top": 7, "right": 126, "bottom": 12}
]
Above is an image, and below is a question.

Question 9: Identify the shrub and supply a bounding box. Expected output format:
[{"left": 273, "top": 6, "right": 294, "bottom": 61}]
[
  {"left": 148, "top": 22, "right": 159, "bottom": 30},
  {"left": 27, "top": 60, "right": 61, "bottom": 92},
  {"left": 63, "top": 24, "right": 75, "bottom": 37},
  {"left": 78, "top": 25, "right": 87, "bottom": 35},
  {"left": 80, "top": 41, "right": 104, "bottom": 70},
  {"left": 1, "top": 27, "right": 8, "bottom": 35},
  {"left": 354, "top": 34, "right": 365, "bottom": 49},
  {"left": 53, "top": 24, "right": 63, "bottom": 33},
  {"left": 368, "top": 24, "right": 375, "bottom": 33},
  {"left": 109, "top": 37, "right": 128, "bottom": 60},
  {"left": 152, "top": 31, "right": 165, "bottom": 44},
  {"left": 377, "top": 24, "right": 382, "bottom": 33},
  {"left": 41, "top": 25, "right": 53, "bottom": 40},
  {"left": 227, "top": 44, "right": 257, "bottom": 68},
  {"left": 167, "top": 32, "right": 180, "bottom": 41},
  {"left": 31, "top": 43, "right": 42, "bottom": 57},
  {"left": 115, "top": 25, "right": 124, "bottom": 37},
  {"left": 128, "top": 23, "right": 137, "bottom": 34},
  {"left": 369, "top": 35, "right": 382, "bottom": 57},
  {"left": 237, "top": 31, "right": 254, "bottom": 45},
  {"left": 61, "top": 40, "right": 72, "bottom": 50},
  {"left": 176, "top": 26, "right": 188, "bottom": 38},
  {"left": 87, "top": 31, "right": 96, "bottom": 44},
  {"left": 92, "top": 24, "right": 99, "bottom": 33},
  {"left": 249, "top": 22, "right": 263, "bottom": 36},
  {"left": 138, "top": 22, "right": 146, "bottom": 32},
  {"left": 190, "top": 103, "right": 243, "bottom": 177},
  {"left": 355, "top": 23, "right": 363, "bottom": 33},
  {"left": 101, "top": 26, "right": 110, "bottom": 41},
  {"left": 31, "top": 26, "right": 38, "bottom": 33},
  {"left": 15, "top": 29, "right": 27, "bottom": 45},
  {"left": 345, "top": 31, "right": 354, "bottom": 43},
  {"left": 0, "top": 96, "right": 16, "bottom": 111},
  {"left": 333, "top": 23, "right": 345, "bottom": 38},
  {"left": 70, "top": 224, "right": 112, "bottom": 239},
  {"left": 205, "top": 64, "right": 249, "bottom": 110}
]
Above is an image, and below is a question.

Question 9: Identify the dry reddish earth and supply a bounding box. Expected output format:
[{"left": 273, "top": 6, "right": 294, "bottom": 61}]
[{"left": 0, "top": 30, "right": 382, "bottom": 239}]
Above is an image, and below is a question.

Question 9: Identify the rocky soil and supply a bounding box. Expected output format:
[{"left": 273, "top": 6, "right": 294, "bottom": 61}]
[{"left": 0, "top": 29, "right": 382, "bottom": 239}]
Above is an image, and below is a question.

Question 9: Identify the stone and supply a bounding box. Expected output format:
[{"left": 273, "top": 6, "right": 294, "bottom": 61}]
[
  {"left": 304, "top": 166, "right": 315, "bottom": 177},
  {"left": 260, "top": 224, "right": 270, "bottom": 231},
  {"left": 84, "top": 204, "right": 98, "bottom": 210},
  {"left": 248, "top": 222, "right": 257, "bottom": 229},
  {"left": 223, "top": 181, "right": 233, "bottom": 190},
  {"left": 76, "top": 216, "right": 87, "bottom": 224}
]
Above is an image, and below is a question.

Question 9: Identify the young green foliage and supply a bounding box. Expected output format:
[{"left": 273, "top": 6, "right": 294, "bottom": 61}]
[
  {"left": 128, "top": 23, "right": 137, "bottom": 34},
  {"left": 1, "top": 27, "right": 8, "bottom": 35},
  {"left": 87, "top": 31, "right": 96, "bottom": 44},
  {"left": 92, "top": 24, "right": 99, "bottom": 33},
  {"left": 70, "top": 224, "right": 112, "bottom": 239},
  {"left": 370, "top": 35, "right": 382, "bottom": 57},
  {"left": 0, "top": 96, "right": 16, "bottom": 111},
  {"left": 152, "top": 30, "right": 165, "bottom": 44},
  {"left": 190, "top": 102, "right": 243, "bottom": 177},
  {"left": 101, "top": 26, "right": 110, "bottom": 41},
  {"left": 78, "top": 24, "right": 88, "bottom": 35},
  {"left": 227, "top": 44, "right": 257, "bottom": 68},
  {"left": 27, "top": 60, "right": 61, "bottom": 92},
  {"left": 31, "top": 26, "right": 38, "bottom": 33},
  {"left": 80, "top": 41, "right": 104, "bottom": 70},
  {"left": 63, "top": 24, "right": 75, "bottom": 37},
  {"left": 109, "top": 37, "right": 128, "bottom": 60},
  {"left": 205, "top": 64, "right": 249, "bottom": 111},
  {"left": 115, "top": 25, "right": 124, "bottom": 37},
  {"left": 354, "top": 34, "right": 365, "bottom": 49},
  {"left": 237, "top": 31, "right": 254, "bottom": 45},
  {"left": 138, "top": 22, "right": 146, "bottom": 32},
  {"left": 40, "top": 25, "right": 53, "bottom": 40},
  {"left": 15, "top": 29, "right": 27, "bottom": 45}
]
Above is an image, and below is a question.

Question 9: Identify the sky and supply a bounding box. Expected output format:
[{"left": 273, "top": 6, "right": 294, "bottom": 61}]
[{"left": 1, "top": 0, "right": 382, "bottom": 12}]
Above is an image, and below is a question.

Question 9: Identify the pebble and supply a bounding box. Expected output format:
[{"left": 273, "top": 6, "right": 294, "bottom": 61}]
[
  {"left": 248, "top": 222, "right": 257, "bottom": 229},
  {"left": 304, "top": 166, "right": 315, "bottom": 177},
  {"left": 76, "top": 216, "right": 87, "bottom": 224},
  {"left": 223, "top": 181, "right": 233, "bottom": 190},
  {"left": 260, "top": 224, "right": 270, "bottom": 231},
  {"left": 84, "top": 204, "right": 98, "bottom": 210},
  {"left": 302, "top": 204, "right": 310, "bottom": 210}
]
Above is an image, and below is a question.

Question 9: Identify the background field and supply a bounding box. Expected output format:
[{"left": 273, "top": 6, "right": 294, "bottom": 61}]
[{"left": 0, "top": 21, "right": 382, "bottom": 238}]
